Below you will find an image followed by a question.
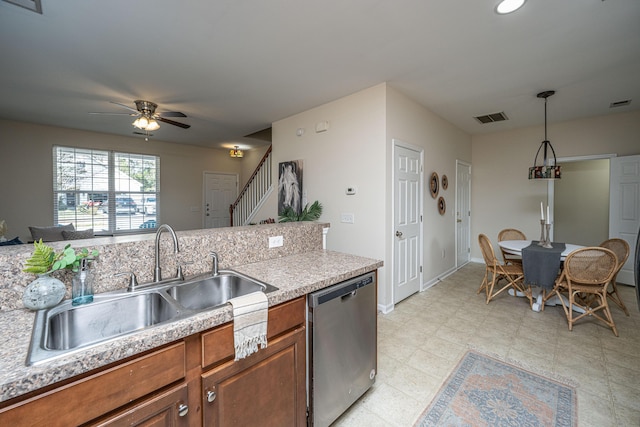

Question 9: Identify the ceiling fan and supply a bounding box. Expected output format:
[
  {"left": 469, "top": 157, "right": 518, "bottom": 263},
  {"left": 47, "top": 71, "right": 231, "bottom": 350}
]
[{"left": 89, "top": 100, "right": 191, "bottom": 131}]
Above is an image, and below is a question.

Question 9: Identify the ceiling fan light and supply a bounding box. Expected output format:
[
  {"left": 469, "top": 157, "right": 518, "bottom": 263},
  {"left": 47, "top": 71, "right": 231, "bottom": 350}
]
[
  {"left": 133, "top": 116, "right": 151, "bottom": 129},
  {"left": 145, "top": 120, "right": 160, "bottom": 131}
]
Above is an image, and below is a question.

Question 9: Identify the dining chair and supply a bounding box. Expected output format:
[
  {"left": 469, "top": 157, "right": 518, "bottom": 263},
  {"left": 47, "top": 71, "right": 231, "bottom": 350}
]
[
  {"left": 477, "top": 234, "right": 528, "bottom": 305},
  {"left": 549, "top": 247, "right": 619, "bottom": 336},
  {"left": 599, "top": 238, "right": 630, "bottom": 316},
  {"left": 498, "top": 228, "right": 526, "bottom": 266}
]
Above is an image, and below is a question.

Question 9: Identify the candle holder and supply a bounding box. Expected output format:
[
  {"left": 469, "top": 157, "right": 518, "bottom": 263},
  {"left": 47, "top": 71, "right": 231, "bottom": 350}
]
[
  {"left": 538, "top": 220, "right": 546, "bottom": 246},
  {"left": 542, "top": 224, "right": 553, "bottom": 248}
]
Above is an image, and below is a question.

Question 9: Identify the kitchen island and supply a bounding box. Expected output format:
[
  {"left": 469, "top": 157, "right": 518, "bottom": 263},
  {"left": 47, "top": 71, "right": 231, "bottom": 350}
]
[{"left": 0, "top": 222, "right": 382, "bottom": 425}]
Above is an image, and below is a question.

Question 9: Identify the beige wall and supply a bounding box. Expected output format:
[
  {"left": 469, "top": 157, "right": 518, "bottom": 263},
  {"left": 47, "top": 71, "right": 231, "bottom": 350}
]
[
  {"left": 471, "top": 110, "right": 640, "bottom": 260},
  {"left": 257, "top": 84, "right": 472, "bottom": 310},
  {"left": 386, "top": 86, "right": 472, "bottom": 293},
  {"left": 0, "top": 119, "right": 249, "bottom": 242}
]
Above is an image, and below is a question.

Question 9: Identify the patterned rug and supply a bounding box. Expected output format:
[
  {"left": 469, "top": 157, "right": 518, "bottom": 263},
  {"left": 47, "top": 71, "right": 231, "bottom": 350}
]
[{"left": 415, "top": 350, "right": 577, "bottom": 427}]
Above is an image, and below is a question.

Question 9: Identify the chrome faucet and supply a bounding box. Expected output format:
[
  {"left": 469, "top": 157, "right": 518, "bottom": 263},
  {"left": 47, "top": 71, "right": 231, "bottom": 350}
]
[
  {"left": 210, "top": 251, "right": 219, "bottom": 276},
  {"left": 154, "top": 224, "right": 180, "bottom": 282}
]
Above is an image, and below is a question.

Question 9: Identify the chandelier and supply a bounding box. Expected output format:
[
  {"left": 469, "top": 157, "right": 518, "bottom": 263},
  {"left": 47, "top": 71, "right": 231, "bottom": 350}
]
[
  {"left": 529, "top": 90, "right": 561, "bottom": 180},
  {"left": 229, "top": 146, "right": 244, "bottom": 158}
]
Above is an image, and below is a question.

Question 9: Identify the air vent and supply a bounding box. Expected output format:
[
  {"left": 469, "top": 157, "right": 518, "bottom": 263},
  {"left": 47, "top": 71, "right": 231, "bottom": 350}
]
[
  {"left": 2, "top": 0, "right": 42, "bottom": 13},
  {"left": 609, "top": 99, "right": 631, "bottom": 108},
  {"left": 474, "top": 112, "right": 508, "bottom": 124}
]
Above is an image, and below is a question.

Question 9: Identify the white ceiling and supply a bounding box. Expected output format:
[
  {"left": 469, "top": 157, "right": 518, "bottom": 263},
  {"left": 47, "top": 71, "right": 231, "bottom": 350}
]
[{"left": 1, "top": 0, "right": 639, "bottom": 150}]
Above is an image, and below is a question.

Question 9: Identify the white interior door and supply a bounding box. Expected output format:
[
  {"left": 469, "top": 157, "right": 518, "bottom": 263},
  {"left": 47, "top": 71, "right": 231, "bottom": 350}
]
[
  {"left": 204, "top": 172, "right": 237, "bottom": 228},
  {"left": 393, "top": 142, "right": 422, "bottom": 303},
  {"left": 456, "top": 161, "right": 471, "bottom": 268},
  {"left": 609, "top": 155, "right": 640, "bottom": 285}
]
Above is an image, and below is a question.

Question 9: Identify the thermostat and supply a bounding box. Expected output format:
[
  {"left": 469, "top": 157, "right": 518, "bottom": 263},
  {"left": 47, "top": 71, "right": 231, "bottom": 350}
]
[{"left": 346, "top": 187, "right": 357, "bottom": 195}]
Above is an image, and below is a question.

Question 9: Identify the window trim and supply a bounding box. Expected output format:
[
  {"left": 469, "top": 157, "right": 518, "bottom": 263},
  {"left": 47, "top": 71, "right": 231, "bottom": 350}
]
[{"left": 53, "top": 146, "right": 160, "bottom": 235}]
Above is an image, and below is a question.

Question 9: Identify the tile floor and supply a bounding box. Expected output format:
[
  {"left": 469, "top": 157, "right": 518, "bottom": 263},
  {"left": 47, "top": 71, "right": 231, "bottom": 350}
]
[{"left": 332, "top": 262, "right": 640, "bottom": 427}]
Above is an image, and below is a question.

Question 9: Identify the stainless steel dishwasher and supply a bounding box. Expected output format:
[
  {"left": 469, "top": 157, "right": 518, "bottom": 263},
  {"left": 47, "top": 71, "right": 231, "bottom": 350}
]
[{"left": 307, "top": 271, "right": 377, "bottom": 427}]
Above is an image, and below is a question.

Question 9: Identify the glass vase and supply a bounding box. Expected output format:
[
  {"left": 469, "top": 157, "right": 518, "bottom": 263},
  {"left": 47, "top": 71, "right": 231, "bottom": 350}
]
[{"left": 22, "top": 274, "right": 66, "bottom": 310}]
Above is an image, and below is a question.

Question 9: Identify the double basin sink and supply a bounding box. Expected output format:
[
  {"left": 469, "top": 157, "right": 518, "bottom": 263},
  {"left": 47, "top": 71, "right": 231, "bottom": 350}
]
[{"left": 27, "top": 270, "right": 278, "bottom": 365}]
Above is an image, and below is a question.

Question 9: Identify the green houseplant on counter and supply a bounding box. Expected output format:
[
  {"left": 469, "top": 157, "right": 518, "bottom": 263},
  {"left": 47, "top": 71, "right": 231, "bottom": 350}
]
[
  {"left": 22, "top": 239, "right": 99, "bottom": 310},
  {"left": 279, "top": 200, "right": 323, "bottom": 222}
]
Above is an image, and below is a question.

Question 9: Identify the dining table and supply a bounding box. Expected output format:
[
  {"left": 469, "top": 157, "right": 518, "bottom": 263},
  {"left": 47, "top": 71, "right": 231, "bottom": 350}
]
[{"left": 498, "top": 239, "right": 584, "bottom": 311}]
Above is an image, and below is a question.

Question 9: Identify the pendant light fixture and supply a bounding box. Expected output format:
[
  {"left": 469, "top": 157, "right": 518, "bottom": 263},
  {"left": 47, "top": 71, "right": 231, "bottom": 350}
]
[
  {"left": 229, "top": 145, "right": 244, "bottom": 158},
  {"left": 529, "top": 90, "right": 561, "bottom": 180}
]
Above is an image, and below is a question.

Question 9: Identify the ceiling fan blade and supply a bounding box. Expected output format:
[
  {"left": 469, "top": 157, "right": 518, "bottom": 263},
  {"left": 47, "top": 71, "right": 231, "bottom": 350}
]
[
  {"left": 110, "top": 101, "right": 139, "bottom": 113},
  {"left": 157, "top": 117, "right": 191, "bottom": 129},
  {"left": 88, "top": 112, "right": 136, "bottom": 116},
  {"left": 157, "top": 111, "right": 187, "bottom": 118}
]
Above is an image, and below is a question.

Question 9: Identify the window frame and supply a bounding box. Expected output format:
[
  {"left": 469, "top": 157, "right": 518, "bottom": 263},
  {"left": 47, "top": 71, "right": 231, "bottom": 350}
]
[{"left": 53, "top": 146, "right": 160, "bottom": 234}]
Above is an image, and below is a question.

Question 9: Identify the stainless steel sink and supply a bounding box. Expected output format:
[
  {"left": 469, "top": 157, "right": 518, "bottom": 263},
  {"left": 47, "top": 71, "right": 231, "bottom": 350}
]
[
  {"left": 165, "top": 271, "right": 278, "bottom": 310},
  {"left": 26, "top": 270, "right": 277, "bottom": 366},
  {"left": 45, "top": 292, "right": 180, "bottom": 351}
]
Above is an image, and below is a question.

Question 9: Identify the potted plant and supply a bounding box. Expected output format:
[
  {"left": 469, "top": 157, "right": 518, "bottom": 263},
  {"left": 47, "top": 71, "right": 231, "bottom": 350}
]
[
  {"left": 279, "top": 200, "right": 323, "bottom": 222},
  {"left": 22, "top": 239, "right": 99, "bottom": 310}
]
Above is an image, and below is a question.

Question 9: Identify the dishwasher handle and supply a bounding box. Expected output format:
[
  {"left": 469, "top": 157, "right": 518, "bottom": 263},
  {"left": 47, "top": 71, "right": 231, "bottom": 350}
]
[
  {"left": 341, "top": 290, "right": 357, "bottom": 301},
  {"left": 308, "top": 273, "right": 375, "bottom": 307}
]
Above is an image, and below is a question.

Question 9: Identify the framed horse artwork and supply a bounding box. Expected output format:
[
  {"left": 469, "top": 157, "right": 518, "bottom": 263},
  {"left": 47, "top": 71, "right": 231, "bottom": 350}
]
[{"left": 278, "top": 160, "right": 303, "bottom": 215}]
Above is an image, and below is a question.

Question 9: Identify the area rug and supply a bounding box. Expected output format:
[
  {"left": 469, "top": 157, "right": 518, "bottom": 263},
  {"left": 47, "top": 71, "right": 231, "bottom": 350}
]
[{"left": 415, "top": 350, "right": 577, "bottom": 427}]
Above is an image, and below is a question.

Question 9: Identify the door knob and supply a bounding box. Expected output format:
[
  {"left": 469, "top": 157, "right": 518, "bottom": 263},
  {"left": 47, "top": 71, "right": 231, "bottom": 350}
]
[
  {"left": 395, "top": 231, "right": 403, "bottom": 237},
  {"left": 206, "top": 390, "right": 217, "bottom": 403}
]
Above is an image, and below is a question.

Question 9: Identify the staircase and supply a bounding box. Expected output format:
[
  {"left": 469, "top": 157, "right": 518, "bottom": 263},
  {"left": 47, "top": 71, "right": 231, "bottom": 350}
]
[{"left": 229, "top": 145, "right": 273, "bottom": 226}]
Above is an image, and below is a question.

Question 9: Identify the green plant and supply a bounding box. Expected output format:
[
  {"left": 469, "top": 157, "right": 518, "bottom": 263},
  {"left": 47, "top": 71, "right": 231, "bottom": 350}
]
[
  {"left": 23, "top": 239, "right": 99, "bottom": 274},
  {"left": 279, "top": 200, "right": 323, "bottom": 222}
]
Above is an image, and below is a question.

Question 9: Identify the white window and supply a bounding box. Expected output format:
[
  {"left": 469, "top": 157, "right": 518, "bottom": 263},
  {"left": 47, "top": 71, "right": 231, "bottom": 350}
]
[{"left": 53, "top": 146, "right": 159, "bottom": 234}]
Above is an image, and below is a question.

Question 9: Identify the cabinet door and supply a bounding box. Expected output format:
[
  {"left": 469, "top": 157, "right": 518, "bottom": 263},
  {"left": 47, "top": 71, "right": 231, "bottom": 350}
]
[
  {"left": 202, "top": 327, "right": 306, "bottom": 427},
  {"left": 89, "top": 384, "right": 190, "bottom": 427}
]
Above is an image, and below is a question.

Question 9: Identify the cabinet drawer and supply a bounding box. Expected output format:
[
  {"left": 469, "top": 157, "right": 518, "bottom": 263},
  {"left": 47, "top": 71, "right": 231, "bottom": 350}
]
[
  {"left": 88, "top": 383, "right": 189, "bottom": 427},
  {"left": 201, "top": 297, "right": 305, "bottom": 368},
  {"left": 0, "top": 342, "right": 186, "bottom": 427}
]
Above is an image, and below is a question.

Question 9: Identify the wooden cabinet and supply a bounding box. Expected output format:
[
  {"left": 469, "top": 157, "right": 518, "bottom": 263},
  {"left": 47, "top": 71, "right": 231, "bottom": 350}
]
[
  {"left": 0, "top": 342, "right": 187, "bottom": 427},
  {"left": 0, "top": 297, "right": 307, "bottom": 427},
  {"left": 201, "top": 298, "right": 306, "bottom": 426},
  {"left": 89, "top": 384, "right": 190, "bottom": 427}
]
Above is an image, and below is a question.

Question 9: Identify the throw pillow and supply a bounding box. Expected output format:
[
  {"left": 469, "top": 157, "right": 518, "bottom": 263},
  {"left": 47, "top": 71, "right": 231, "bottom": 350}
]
[
  {"left": 29, "top": 223, "right": 75, "bottom": 242},
  {"left": 62, "top": 229, "right": 94, "bottom": 240},
  {"left": 0, "top": 236, "right": 24, "bottom": 246}
]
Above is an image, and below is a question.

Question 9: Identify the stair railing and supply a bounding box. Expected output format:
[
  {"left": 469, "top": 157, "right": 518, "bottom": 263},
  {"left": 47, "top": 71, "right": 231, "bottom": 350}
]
[{"left": 229, "top": 145, "right": 273, "bottom": 226}]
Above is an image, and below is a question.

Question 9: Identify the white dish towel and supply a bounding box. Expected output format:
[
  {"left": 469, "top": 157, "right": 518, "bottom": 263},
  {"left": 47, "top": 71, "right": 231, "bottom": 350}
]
[{"left": 228, "top": 291, "right": 268, "bottom": 361}]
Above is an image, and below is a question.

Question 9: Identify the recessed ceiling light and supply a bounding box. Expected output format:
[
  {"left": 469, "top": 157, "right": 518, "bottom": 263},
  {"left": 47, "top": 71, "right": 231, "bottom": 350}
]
[{"left": 495, "top": 0, "right": 526, "bottom": 15}]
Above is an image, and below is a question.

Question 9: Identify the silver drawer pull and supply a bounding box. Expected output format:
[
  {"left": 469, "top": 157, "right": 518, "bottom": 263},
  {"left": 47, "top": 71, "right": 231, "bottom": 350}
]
[
  {"left": 177, "top": 403, "right": 189, "bottom": 417},
  {"left": 207, "top": 390, "right": 217, "bottom": 403}
]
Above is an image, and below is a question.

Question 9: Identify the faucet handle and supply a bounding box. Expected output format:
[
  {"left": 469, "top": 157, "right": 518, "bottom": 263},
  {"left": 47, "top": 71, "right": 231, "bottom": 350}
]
[
  {"left": 176, "top": 261, "right": 193, "bottom": 281},
  {"left": 115, "top": 272, "right": 139, "bottom": 291},
  {"left": 209, "top": 252, "right": 219, "bottom": 276}
]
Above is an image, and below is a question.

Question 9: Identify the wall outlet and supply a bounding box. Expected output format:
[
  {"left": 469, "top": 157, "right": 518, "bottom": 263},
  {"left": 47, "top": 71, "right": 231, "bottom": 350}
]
[
  {"left": 269, "top": 235, "right": 283, "bottom": 248},
  {"left": 340, "top": 213, "right": 355, "bottom": 224}
]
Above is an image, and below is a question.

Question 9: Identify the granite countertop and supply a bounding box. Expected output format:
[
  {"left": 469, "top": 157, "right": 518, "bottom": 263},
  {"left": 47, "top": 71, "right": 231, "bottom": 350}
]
[{"left": 0, "top": 250, "right": 382, "bottom": 403}]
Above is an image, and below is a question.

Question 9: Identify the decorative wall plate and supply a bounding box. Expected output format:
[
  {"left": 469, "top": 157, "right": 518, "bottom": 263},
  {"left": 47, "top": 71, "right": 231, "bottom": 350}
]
[
  {"left": 438, "top": 196, "right": 446, "bottom": 215},
  {"left": 430, "top": 172, "right": 439, "bottom": 198},
  {"left": 442, "top": 174, "right": 448, "bottom": 190}
]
